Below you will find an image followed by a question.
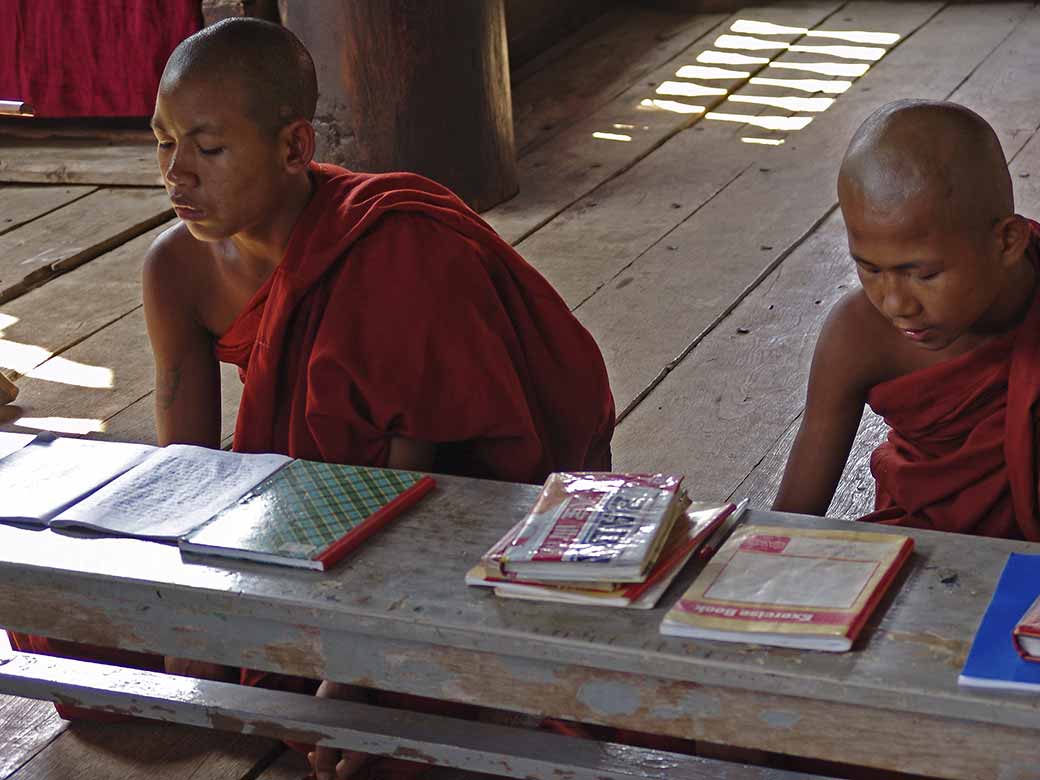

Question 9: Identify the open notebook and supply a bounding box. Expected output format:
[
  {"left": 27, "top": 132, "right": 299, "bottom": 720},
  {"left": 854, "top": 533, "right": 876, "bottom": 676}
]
[
  {"left": 0, "top": 433, "right": 287, "bottom": 539},
  {"left": 0, "top": 433, "right": 435, "bottom": 569}
]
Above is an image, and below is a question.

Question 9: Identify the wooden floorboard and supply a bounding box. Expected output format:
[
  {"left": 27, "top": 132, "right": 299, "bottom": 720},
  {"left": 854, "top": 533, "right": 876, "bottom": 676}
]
[
  {"left": 511, "top": 5, "right": 727, "bottom": 155},
  {"left": 617, "top": 2, "right": 1040, "bottom": 513},
  {"left": 10, "top": 720, "right": 282, "bottom": 780},
  {"left": 0, "top": 308, "right": 151, "bottom": 436},
  {"left": 483, "top": 2, "right": 843, "bottom": 245},
  {"left": 0, "top": 694, "right": 66, "bottom": 780},
  {"left": 0, "top": 184, "right": 96, "bottom": 237},
  {"left": 0, "top": 223, "right": 172, "bottom": 375},
  {"left": 0, "top": 216, "right": 244, "bottom": 442},
  {"left": 0, "top": 633, "right": 67, "bottom": 780},
  {"left": 515, "top": 0, "right": 929, "bottom": 314},
  {"left": 576, "top": 0, "right": 952, "bottom": 415},
  {"left": 0, "top": 140, "right": 160, "bottom": 187},
  {"left": 613, "top": 206, "right": 854, "bottom": 499},
  {"left": 0, "top": 308, "right": 240, "bottom": 445},
  {"left": 252, "top": 749, "right": 309, "bottom": 779},
  {"left": 0, "top": 188, "right": 171, "bottom": 304}
]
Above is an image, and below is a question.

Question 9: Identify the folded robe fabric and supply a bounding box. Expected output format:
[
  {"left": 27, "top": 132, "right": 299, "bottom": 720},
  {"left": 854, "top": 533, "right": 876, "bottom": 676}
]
[
  {"left": 216, "top": 162, "right": 615, "bottom": 482},
  {"left": 863, "top": 225, "right": 1040, "bottom": 539}
]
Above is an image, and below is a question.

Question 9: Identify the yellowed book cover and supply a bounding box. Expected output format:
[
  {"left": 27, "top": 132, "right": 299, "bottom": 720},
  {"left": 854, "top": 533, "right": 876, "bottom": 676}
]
[{"left": 660, "top": 524, "right": 913, "bottom": 652}]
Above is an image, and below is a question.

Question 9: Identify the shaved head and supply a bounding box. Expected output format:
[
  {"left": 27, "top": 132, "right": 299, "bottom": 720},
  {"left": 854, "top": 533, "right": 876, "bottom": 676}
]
[
  {"left": 161, "top": 18, "right": 317, "bottom": 136},
  {"left": 838, "top": 100, "right": 1012, "bottom": 235}
]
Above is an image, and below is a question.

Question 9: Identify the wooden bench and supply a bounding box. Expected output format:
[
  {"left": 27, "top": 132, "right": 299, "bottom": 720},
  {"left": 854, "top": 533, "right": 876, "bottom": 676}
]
[{"left": 0, "top": 479, "right": 1034, "bottom": 779}]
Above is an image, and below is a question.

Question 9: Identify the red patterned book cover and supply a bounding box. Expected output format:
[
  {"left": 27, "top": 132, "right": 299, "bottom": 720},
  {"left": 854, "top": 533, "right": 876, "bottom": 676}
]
[{"left": 483, "top": 472, "right": 688, "bottom": 583}]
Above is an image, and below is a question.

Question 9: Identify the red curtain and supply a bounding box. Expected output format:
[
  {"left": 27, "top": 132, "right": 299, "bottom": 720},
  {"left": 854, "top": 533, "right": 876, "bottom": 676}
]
[{"left": 0, "top": 1, "right": 202, "bottom": 118}]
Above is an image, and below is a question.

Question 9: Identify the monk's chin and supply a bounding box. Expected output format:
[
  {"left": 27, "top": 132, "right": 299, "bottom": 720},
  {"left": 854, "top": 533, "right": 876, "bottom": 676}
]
[
  {"left": 901, "top": 332, "right": 950, "bottom": 351},
  {"left": 180, "top": 221, "right": 227, "bottom": 243}
]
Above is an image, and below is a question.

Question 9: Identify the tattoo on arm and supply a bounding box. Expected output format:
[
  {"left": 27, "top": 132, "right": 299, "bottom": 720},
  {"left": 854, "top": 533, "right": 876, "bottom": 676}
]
[{"left": 157, "top": 367, "right": 182, "bottom": 410}]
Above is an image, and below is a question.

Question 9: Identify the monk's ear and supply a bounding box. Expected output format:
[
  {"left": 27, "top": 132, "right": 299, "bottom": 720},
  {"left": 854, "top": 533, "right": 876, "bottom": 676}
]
[
  {"left": 995, "top": 214, "right": 1031, "bottom": 269},
  {"left": 280, "top": 119, "right": 315, "bottom": 174}
]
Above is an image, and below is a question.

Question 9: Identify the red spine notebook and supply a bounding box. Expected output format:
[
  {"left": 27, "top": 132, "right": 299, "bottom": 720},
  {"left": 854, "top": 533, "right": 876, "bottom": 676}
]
[{"left": 180, "top": 460, "right": 436, "bottom": 571}]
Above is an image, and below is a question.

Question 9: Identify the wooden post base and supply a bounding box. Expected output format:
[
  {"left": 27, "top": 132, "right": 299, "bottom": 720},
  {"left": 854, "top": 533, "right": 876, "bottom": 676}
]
[{"left": 283, "top": 0, "right": 519, "bottom": 213}]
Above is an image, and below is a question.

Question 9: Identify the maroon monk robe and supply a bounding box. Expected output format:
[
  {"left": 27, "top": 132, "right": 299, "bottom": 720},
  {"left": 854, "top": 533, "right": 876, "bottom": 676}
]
[
  {"left": 862, "top": 225, "right": 1040, "bottom": 538},
  {"left": 217, "top": 162, "right": 616, "bottom": 767},
  {"left": 216, "top": 162, "right": 615, "bottom": 482}
]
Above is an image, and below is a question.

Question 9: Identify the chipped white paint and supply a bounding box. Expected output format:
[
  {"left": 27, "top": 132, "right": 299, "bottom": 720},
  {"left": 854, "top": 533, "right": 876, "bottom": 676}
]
[
  {"left": 758, "top": 710, "right": 801, "bottom": 729},
  {"left": 577, "top": 680, "right": 642, "bottom": 717}
]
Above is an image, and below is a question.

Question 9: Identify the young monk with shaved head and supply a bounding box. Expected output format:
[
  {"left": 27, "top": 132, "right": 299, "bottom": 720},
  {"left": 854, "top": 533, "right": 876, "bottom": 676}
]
[
  {"left": 9, "top": 17, "right": 615, "bottom": 779},
  {"left": 145, "top": 17, "right": 613, "bottom": 479},
  {"left": 774, "top": 99, "right": 1040, "bottom": 538}
]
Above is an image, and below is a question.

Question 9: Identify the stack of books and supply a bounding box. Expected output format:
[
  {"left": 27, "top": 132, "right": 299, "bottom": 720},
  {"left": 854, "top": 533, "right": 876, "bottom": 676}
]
[{"left": 467, "top": 472, "right": 738, "bottom": 609}]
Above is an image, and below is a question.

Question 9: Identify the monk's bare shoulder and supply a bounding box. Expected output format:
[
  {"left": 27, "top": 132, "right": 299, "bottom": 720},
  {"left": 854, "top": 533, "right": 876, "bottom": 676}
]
[
  {"left": 815, "top": 288, "right": 900, "bottom": 395},
  {"left": 142, "top": 222, "right": 227, "bottom": 334},
  {"left": 144, "top": 223, "right": 211, "bottom": 305}
]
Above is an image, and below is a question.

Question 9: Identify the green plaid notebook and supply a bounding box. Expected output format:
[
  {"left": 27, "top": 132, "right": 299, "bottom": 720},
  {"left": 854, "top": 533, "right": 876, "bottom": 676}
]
[{"left": 179, "top": 459, "right": 436, "bottom": 570}]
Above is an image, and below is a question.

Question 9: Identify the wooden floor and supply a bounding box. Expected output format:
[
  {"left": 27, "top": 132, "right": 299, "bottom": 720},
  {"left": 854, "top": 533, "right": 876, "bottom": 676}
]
[{"left": 2, "top": 1, "right": 1040, "bottom": 776}]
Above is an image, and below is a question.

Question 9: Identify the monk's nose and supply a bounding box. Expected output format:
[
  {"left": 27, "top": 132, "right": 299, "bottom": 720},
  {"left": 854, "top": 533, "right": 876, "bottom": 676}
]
[
  {"left": 164, "top": 152, "right": 194, "bottom": 187},
  {"left": 880, "top": 278, "right": 919, "bottom": 319}
]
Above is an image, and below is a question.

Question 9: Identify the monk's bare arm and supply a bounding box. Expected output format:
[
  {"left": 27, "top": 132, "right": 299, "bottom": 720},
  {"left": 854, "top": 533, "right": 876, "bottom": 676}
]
[
  {"left": 142, "top": 226, "right": 221, "bottom": 447},
  {"left": 773, "top": 294, "right": 875, "bottom": 515}
]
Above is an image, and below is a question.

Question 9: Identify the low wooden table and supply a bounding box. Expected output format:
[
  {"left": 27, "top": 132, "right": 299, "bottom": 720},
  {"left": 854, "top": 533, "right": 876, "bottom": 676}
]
[{"left": 0, "top": 475, "right": 1034, "bottom": 779}]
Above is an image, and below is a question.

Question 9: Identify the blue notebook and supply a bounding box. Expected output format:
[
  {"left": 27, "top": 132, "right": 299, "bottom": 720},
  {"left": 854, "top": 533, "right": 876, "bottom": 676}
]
[{"left": 958, "top": 553, "right": 1040, "bottom": 692}]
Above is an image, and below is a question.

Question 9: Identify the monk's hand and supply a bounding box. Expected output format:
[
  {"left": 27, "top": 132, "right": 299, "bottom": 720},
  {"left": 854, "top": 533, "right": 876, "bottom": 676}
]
[
  {"left": 164, "top": 655, "right": 238, "bottom": 682},
  {"left": 309, "top": 680, "right": 373, "bottom": 780}
]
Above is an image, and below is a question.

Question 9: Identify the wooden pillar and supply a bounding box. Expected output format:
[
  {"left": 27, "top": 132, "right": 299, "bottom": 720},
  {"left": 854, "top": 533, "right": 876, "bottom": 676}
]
[
  {"left": 283, "top": 1, "right": 518, "bottom": 212},
  {"left": 201, "top": 0, "right": 281, "bottom": 25}
]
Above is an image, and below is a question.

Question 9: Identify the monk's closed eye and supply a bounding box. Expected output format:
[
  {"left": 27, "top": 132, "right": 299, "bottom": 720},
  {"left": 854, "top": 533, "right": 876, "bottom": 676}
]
[{"left": 199, "top": 146, "right": 225, "bottom": 156}]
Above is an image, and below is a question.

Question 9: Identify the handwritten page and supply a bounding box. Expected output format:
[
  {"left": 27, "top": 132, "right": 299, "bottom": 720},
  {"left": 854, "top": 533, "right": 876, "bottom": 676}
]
[
  {"left": 54, "top": 444, "right": 291, "bottom": 540},
  {"left": 0, "top": 434, "right": 156, "bottom": 523}
]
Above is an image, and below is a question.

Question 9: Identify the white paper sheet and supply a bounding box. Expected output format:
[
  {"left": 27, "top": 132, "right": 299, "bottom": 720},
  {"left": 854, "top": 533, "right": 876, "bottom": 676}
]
[
  {"left": 0, "top": 434, "right": 156, "bottom": 523},
  {"left": 0, "top": 431, "right": 35, "bottom": 462},
  {"left": 54, "top": 444, "right": 291, "bottom": 540}
]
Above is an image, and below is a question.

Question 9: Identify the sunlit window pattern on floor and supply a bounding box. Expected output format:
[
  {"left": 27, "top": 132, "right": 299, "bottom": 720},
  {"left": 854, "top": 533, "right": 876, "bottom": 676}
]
[{"left": 593, "top": 15, "right": 900, "bottom": 148}]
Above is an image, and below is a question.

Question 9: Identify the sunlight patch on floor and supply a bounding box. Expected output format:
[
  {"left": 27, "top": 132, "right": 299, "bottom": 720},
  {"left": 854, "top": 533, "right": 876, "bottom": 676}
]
[
  {"left": 0, "top": 339, "right": 115, "bottom": 388},
  {"left": 12, "top": 417, "right": 106, "bottom": 435},
  {"left": 593, "top": 15, "right": 898, "bottom": 150}
]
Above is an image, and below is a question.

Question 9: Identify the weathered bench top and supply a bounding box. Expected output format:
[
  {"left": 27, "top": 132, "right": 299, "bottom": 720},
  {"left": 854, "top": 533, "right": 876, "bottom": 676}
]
[{"left": 0, "top": 475, "right": 1036, "bottom": 778}]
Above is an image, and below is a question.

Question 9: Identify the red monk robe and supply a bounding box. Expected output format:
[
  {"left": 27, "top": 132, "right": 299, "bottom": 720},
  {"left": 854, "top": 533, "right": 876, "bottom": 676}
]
[
  {"left": 862, "top": 223, "right": 1040, "bottom": 539},
  {"left": 217, "top": 162, "right": 614, "bottom": 480},
  {"left": 8, "top": 163, "right": 615, "bottom": 734},
  {"left": 225, "top": 163, "right": 615, "bottom": 776}
]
